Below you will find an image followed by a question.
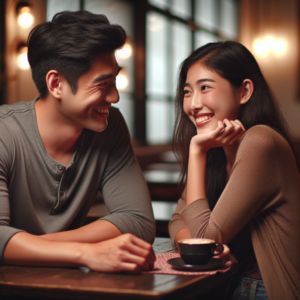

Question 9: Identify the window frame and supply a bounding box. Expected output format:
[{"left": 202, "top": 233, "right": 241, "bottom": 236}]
[{"left": 137, "top": 0, "right": 239, "bottom": 145}]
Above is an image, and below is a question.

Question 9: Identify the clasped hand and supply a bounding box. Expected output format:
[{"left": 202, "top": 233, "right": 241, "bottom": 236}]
[
  {"left": 80, "top": 234, "right": 156, "bottom": 273},
  {"left": 190, "top": 119, "right": 246, "bottom": 153}
]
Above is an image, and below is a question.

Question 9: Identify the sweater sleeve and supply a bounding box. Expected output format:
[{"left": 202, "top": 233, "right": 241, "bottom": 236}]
[
  {"left": 99, "top": 109, "right": 156, "bottom": 244},
  {"left": 168, "top": 187, "right": 188, "bottom": 243},
  {"left": 0, "top": 123, "right": 24, "bottom": 264},
  {"left": 180, "top": 125, "right": 281, "bottom": 244},
  {"left": 168, "top": 197, "right": 187, "bottom": 243}
]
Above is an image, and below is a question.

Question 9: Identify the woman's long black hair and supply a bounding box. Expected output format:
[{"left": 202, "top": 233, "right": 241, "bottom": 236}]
[{"left": 173, "top": 41, "right": 300, "bottom": 209}]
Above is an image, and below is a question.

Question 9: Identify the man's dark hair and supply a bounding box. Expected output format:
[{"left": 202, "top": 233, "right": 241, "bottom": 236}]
[{"left": 27, "top": 10, "right": 126, "bottom": 98}]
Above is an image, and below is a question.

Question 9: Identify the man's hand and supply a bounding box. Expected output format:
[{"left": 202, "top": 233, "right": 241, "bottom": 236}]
[
  {"left": 190, "top": 119, "right": 245, "bottom": 154},
  {"left": 79, "top": 234, "right": 156, "bottom": 273}
]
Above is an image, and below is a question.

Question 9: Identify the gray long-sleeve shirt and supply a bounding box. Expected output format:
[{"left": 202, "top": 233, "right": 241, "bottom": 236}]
[{"left": 0, "top": 99, "right": 155, "bottom": 264}]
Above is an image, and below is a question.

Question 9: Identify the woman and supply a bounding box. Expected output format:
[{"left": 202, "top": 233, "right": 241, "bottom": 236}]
[{"left": 169, "top": 41, "right": 300, "bottom": 300}]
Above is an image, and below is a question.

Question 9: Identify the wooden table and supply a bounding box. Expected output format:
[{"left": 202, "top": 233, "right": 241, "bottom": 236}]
[{"left": 0, "top": 238, "right": 238, "bottom": 300}]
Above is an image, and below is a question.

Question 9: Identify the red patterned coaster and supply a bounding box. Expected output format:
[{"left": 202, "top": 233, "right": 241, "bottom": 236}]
[{"left": 143, "top": 253, "right": 230, "bottom": 276}]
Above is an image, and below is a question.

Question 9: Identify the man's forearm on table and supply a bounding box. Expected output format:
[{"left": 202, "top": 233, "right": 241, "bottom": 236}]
[
  {"left": 4, "top": 231, "right": 84, "bottom": 267},
  {"left": 3, "top": 230, "right": 156, "bottom": 273},
  {"left": 40, "top": 220, "right": 122, "bottom": 243}
]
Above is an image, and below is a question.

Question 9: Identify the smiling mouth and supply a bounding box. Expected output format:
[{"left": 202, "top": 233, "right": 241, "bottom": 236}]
[
  {"left": 195, "top": 114, "right": 214, "bottom": 126},
  {"left": 93, "top": 108, "right": 109, "bottom": 118}
]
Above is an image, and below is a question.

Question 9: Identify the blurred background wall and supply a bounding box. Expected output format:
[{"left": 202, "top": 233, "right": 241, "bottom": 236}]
[
  {"left": 4, "top": 0, "right": 46, "bottom": 105},
  {"left": 1, "top": 0, "right": 300, "bottom": 144},
  {"left": 240, "top": 0, "right": 300, "bottom": 140}
]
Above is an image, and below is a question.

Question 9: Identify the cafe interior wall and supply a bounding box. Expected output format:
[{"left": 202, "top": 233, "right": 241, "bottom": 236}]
[
  {"left": 239, "top": 0, "right": 300, "bottom": 141},
  {"left": 4, "top": 0, "right": 300, "bottom": 142},
  {"left": 4, "top": 0, "right": 46, "bottom": 105}
]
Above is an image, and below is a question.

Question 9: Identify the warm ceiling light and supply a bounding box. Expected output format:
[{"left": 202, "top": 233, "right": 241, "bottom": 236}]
[
  {"left": 17, "top": 4, "right": 34, "bottom": 28},
  {"left": 116, "top": 41, "right": 132, "bottom": 59},
  {"left": 253, "top": 39, "right": 269, "bottom": 56},
  {"left": 253, "top": 37, "right": 287, "bottom": 57},
  {"left": 273, "top": 39, "right": 287, "bottom": 55},
  {"left": 116, "top": 69, "right": 128, "bottom": 90},
  {"left": 17, "top": 46, "right": 30, "bottom": 69},
  {"left": 116, "top": 74, "right": 128, "bottom": 90},
  {"left": 265, "top": 36, "right": 276, "bottom": 50}
]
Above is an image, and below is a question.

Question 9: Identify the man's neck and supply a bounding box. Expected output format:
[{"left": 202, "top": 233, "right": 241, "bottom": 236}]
[{"left": 35, "top": 96, "right": 82, "bottom": 166}]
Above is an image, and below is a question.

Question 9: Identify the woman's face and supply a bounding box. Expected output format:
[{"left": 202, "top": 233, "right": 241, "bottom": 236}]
[{"left": 183, "top": 62, "right": 242, "bottom": 134}]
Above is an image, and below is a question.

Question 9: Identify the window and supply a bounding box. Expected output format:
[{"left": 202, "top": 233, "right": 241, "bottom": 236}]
[
  {"left": 146, "top": 0, "right": 239, "bottom": 144},
  {"left": 146, "top": 11, "right": 192, "bottom": 144}
]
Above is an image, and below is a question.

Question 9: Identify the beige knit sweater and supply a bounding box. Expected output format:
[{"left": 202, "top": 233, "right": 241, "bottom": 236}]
[{"left": 169, "top": 125, "right": 300, "bottom": 300}]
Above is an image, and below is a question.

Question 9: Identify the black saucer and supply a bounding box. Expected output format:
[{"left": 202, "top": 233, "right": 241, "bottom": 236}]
[{"left": 167, "top": 257, "right": 225, "bottom": 271}]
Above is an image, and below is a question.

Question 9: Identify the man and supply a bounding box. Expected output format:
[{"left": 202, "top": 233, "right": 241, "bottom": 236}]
[{"left": 0, "top": 10, "right": 155, "bottom": 273}]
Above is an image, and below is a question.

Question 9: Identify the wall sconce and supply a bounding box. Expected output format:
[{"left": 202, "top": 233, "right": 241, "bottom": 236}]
[
  {"left": 16, "top": 2, "right": 34, "bottom": 28},
  {"left": 116, "top": 68, "right": 128, "bottom": 90},
  {"left": 17, "top": 43, "right": 30, "bottom": 70},
  {"left": 253, "top": 36, "right": 287, "bottom": 57},
  {"left": 116, "top": 39, "right": 132, "bottom": 59}
]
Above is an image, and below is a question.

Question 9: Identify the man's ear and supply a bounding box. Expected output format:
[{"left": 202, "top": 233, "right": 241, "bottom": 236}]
[
  {"left": 239, "top": 79, "right": 254, "bottom": 105},
  {"left": 46, "top": 70, "right": 62, "bottom": 99}
]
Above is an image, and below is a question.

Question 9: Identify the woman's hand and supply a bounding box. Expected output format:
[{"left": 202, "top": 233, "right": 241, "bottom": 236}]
[
  {"left": 214, "top": 244, "right": 238, "bottom": 268},
  {"left": 190, "top": 119, "right": 246, "bottom": 154}
]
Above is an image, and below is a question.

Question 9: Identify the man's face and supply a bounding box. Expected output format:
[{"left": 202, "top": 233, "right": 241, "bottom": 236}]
[{"left": 59, "top": 53, "right": 120, "bottom": 132}]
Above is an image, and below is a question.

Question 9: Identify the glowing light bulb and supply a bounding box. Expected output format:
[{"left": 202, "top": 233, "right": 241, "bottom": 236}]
[
  {"left": 253, "top": 36, "right": 287, "bottom": 57},
  {"left": 18, "top": 7, "right": 34, "bottom": 28},
  {"left": 116, "top": 74, "right": 128, "bottom": 90},
  {"left": 116, "top": 43, "right": 132, "bottom": 59},
  {"left": 273, "top": 39, "right": 287, "bottom": 55},
  {"left": 265, "top": 37, "right": 276, "bottom": 50},
  {"left": 17, "top": 47, "right": 30, "bottom": 69},
  {"left": 253, "top": 39, "right": 269, "bottom": 56}
]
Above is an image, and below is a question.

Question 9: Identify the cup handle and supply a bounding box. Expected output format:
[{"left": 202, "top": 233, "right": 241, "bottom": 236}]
[{"left": 213, "top": 244, "right": 224, "bottom": 256}]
